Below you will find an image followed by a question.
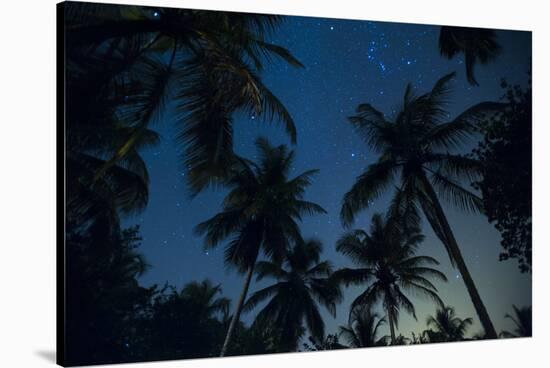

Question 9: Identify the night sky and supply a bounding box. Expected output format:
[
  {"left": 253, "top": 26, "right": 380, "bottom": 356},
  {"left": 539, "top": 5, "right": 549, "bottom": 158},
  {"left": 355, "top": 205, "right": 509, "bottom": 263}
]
[{"left": 125, "top": 14, "right": 532, "bottom": 340}]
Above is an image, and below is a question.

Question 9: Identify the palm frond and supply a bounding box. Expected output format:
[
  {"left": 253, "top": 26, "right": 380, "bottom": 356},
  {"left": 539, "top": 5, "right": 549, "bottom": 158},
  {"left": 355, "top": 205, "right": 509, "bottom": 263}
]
[
  {"left": 424, "top": 102, "right": 505, "bottom": 150},
  {"left": 254, "top": 261, "right": 289, "bottom": 281},
  {"left": 341, "top": 159, "right": 398, "bottom": 226},
  {"left": 430, "top": 170, "right": 483, "bottom": 213},
  {"left": 332, "top": 268, "right": 373, "bottom": 287},
  {"left": 309, "top": 278, "right": 342, "bottom": 316},
  {"left": 243, "top": 283, "right": 283, "bottom": 313},
  {"left": 347, "top": 104, "right": 390, "bottom": 151},
  {"left": 303, "top": 293, "right": 326, "bottom": 341}
]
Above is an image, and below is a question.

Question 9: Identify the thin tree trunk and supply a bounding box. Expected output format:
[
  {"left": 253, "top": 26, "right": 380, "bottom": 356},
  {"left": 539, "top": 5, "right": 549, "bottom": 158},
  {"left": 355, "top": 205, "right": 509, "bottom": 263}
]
[
  {"left": 418, "top": 173, "right": 498, "bottom": 339},
  {"left": 220, "top": 264, "right": 255, "bottom": 357},
  {"left": 388, "top": 316, "right": 396, "bottom": 345},
  {"left": 385, "top": 301, "right": 396, "bottom": 345}
]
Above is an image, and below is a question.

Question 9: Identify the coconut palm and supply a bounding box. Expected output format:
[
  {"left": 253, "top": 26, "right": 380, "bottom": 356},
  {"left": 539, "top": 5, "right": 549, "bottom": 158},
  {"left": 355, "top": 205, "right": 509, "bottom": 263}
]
[
  {"left": 439, "top": 26, "right": 500, "bottom": 85},
  {"left": 243, "top": 238, "right": 342, "bottom": 351},
  {"left": 334, "top": 213, "right": 447, "bottom": 344},
  {"left": 426, "top": 306, "right": 473, "bottom": 342},
  {"left": 65, "top": 3, "right": 303, "bottom": 194},
  {"left": 179, "top": 280, "right": 231, "bottom": 321},
  {"left": 195, "top": 138, "right": 326, "bottom": 356},
  {"left": 66, "top": 124, "right": 160, "bottom": 230},
  {"left": 500, "top": 305, "right": 532, "bottom": 338},
  {"left": 339, "top": 305, "right": 388, "bottom": 348},
  {"left": 341, "top": 73, "right": 503, "bottom": 338}
]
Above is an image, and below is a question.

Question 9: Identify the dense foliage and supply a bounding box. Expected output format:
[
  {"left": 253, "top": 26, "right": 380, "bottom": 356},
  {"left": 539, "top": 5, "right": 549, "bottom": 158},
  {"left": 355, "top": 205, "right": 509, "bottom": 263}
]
[{"left": 472, "top": 81, "right": 532, "bottom": 272}]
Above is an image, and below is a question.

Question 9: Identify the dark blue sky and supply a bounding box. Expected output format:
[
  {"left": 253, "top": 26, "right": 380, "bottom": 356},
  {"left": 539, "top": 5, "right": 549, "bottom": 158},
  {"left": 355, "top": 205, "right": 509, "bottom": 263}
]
[{"left": 126, "top": 14, "right": 531, "bottom": 340}]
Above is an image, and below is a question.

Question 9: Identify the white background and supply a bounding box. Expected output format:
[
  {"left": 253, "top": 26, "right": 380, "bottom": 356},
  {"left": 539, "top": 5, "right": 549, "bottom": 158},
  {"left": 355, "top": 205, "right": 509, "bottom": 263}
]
[{"left": 0, "top": 0, "right": 548, "bottom": 367}]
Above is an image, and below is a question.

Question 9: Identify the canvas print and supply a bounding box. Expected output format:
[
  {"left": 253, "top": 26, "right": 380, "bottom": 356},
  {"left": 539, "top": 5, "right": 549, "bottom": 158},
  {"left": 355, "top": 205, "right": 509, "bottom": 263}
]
[{"left": 58, "top": 1, "right": 532, "bottom": 366}]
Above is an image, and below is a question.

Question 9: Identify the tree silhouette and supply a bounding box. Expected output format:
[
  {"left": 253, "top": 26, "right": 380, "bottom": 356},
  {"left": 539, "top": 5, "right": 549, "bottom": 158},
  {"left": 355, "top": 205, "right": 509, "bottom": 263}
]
[
  {"left": 439, "top": 26, "right": 500, "bottom": 85},
  {"left": 426, "top": 306, "right": 473, "bottom": 342},
  {"left": 341, "top": 73, "right": 503, "bottom": 338},
  {"left": 137, "top": 280, "right": 231, "bottom": 361},
  {"left": 243, "top": 238, "right": 342, "bottom": 351},
  {"left": 473, "top": 81, "right": 532, "bottom": 272},
  {"left": 500, "top": 305, "right": 532, "bottom": 338},
  {"left": 65, "top": 3, "right": 303, "bottom": 195},
  {"left": 195, "top": 138, "right": 326, "bottom": 356},
  {"left": 303, "top": 334, "right": 345, "bottom": 351},
  {"left": 334, "top": 213, "right": 447, "bottom": 344},
  {"left": 339, "top": 305, "right": 388, "bottom": 348},
  {"left": 65, "top": 223, "right": 155, "bottom": 365}
]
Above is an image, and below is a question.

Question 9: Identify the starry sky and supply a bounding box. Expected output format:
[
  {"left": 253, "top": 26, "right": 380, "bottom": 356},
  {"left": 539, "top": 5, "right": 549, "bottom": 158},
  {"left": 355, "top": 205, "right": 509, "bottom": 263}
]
[{"left": 125, "top": 13, "right": 532, "bottom": 340}]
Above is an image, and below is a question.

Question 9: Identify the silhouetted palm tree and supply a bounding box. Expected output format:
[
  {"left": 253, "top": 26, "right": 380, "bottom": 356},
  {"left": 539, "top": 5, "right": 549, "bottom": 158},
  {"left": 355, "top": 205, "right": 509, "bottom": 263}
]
[
  {"left": 341, "top": 73, "right": 503, "bottom": 338},
  {"left": 334, "top": 213, "right": 447, "bottom": 344},
  {"left": 439, "top": 26, "right": 500, "bottom": 85},
  {"left": 426, "top": 306, "right": 473, "bottom": 341},
  {"left": 179, "top": 280, "right": 231, "bottom": 321},
  {"left": 195, "top": 138, "right": 326, "bottom": 356},
  {"left": 243, "top": 239, "right": 342, "bottom": 351},
  {"left": 339, "top": 305, "right": 388, "bottom": 348},
  {"left": 500, "top": 305, "right": 532, "bottom": 338},
  {"left": 66, "top": 3, "right": 303, "bottom": 194},
  {"left": 67, "top": 124, "right": 160, "bottom": 229}
]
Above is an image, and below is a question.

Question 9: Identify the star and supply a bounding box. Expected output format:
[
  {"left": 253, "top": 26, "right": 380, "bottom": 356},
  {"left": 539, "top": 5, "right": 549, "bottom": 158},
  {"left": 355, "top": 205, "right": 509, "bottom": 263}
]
[{"left": 330, "top": 26, "right": 334, "bottom": 30}]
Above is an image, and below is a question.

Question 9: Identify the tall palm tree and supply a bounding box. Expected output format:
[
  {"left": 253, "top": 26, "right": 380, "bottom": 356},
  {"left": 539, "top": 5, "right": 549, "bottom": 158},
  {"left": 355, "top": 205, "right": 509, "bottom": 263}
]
[
  {"left": 195, "top": 138, "right": 326, "bottom": 356},
  {"left": 65, "top": 3, "right": 303, "bottom": 194},
  {"left": 339, "top": 305, "right": 388, "bottom": 348},
  {"left": 439, "top": 26, "right": 501, "bottom": 85},
  {"left": 243, "top": 238, "right": 342, "bottom": 352},
  {"left": 426, "top": 306, "right": 473, "bottom": 342},
  {"left": 334, "top": 213, "right": 447, "bottom": 344},
  {"left": 341, "top": 73, "right": 503, "bottom": 338},
  {"left": 500, "top": 305, "right": 532, "bottom": 338}
]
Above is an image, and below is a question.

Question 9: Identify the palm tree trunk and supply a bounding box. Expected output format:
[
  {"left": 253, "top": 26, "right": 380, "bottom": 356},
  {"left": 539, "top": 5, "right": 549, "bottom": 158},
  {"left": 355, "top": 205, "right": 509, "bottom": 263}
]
[
  {"left": 418, "top": 173, "right": 498, "bottom": 339},
  {"left": 388, "top": 316, "right": 396, "bottom": 345},
  {"left": 220, "top": 264, "right": 255, "bottom": 357},
  {"left": 385, "top": 301, "right": 396, "bottom": 345}
]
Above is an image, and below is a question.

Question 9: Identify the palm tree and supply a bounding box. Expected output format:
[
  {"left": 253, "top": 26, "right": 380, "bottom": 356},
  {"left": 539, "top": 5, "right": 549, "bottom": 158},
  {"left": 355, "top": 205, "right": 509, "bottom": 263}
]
[
  {"left": 439, "top": 26, "right": 500, "bottom": 85},
  {"left": 426, "top": 306, "right": 473, "bottom": 342},
  {"left": 341, "top": 73, "right": 503, "bottom": 338},
  {"left": 179, "top": 280, "right": 231, "bottom": 321},
  {"left": 339, "top": 305, "right": 388, "bottom": 348},
  {"left": 195, "top": 138, "right": 326, "bottom": 356},
  {"left": 65, "top": 3, "right": 303, "bottom": 194},
  {"left": 243, "top": 238, "right": 342, "bottom": 351},
  {"left": 334, "top": 213, "right": 447, "bottom": 344},
  {"left": 500, "top": 305, "right": 532, "bottom": 338},
  {"left": 66, "top": 124, "right": 160, "bottom": 230}
]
